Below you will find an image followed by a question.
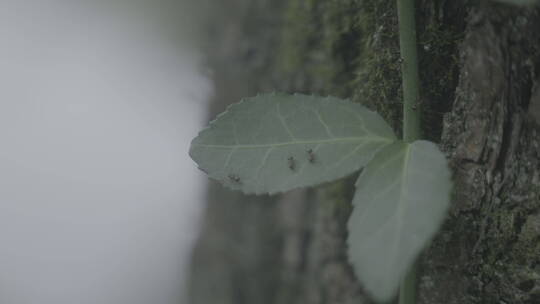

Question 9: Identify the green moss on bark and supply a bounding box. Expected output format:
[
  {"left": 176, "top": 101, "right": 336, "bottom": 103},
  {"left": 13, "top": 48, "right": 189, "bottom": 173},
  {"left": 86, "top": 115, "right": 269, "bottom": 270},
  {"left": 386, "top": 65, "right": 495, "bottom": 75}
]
[{"left": 276, "top": 0, "right": 464, "bottom": 141}]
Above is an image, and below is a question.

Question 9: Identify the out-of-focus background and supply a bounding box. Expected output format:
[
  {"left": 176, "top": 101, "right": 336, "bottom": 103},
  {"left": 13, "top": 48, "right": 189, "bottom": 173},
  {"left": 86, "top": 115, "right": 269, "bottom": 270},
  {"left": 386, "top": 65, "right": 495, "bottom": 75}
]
[{"left": 0, "top": 1, "right": 212, "bottom": 303}]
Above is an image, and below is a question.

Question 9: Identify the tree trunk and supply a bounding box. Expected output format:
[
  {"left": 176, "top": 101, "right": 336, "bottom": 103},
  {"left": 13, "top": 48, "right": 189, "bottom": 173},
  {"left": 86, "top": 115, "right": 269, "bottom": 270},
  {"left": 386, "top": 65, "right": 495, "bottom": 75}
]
[{"left": 187, "top": 1, "right": 540, "bottom": 303}]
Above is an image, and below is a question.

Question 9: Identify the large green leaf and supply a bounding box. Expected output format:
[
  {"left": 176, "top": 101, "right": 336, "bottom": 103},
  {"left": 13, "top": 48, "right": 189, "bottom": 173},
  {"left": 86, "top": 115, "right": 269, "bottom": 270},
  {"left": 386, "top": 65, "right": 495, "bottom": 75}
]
[
  {"left": 190, "top": 93, "right": 396, "bottom": 195},
  {"left": 347, "top": 140, "right": 452, "bottom": 302}
]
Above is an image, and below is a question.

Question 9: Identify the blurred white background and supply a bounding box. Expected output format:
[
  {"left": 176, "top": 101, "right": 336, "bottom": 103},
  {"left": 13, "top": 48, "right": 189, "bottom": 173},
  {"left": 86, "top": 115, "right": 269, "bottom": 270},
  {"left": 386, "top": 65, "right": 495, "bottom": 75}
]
[{"left": 0, "top": 1, "right": 211, "bottom": 303}]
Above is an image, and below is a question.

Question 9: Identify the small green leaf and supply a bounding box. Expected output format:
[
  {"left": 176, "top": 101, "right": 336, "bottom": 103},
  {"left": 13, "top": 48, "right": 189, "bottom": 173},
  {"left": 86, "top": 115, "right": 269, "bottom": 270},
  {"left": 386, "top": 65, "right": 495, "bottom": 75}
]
[
  {"left": 347, "top": 140, "right": 452, "bottom": 302},
  {"left": 190, "top": 93, "right": 396, "bottom": 195}
]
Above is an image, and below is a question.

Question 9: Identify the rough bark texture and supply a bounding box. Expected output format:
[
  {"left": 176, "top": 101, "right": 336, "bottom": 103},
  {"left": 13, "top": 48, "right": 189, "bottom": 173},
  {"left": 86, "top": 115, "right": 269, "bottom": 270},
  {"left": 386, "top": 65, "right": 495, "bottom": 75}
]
[
  {"left": 421, "top": 4, "right": 540, "bottom": 303},
  {"left": 188, "top": 1, "right": 540, "bottom": 303}
]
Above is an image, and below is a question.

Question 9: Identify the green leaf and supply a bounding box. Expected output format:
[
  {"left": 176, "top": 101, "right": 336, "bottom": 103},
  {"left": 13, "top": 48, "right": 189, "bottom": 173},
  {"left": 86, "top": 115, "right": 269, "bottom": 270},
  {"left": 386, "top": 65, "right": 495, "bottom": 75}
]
[
  {"left": 190, "top": 93, "right": 396, "bottom": 195},
  {"left": 347, "top": 140, "right": 452, "bottom": 302}
]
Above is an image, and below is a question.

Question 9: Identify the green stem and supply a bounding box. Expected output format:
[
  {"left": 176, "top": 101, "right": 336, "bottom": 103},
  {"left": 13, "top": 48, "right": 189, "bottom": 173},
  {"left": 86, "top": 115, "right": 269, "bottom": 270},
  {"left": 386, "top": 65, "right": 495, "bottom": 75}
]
[
  {"left": 398, "top": 0, "right": 421, "bottom": 143},
  {"left": 398, "top": 261, "right": 417, "bottom": 304},
  {"left": 397, "top": 0, "right": 420, "bottom": 303}
]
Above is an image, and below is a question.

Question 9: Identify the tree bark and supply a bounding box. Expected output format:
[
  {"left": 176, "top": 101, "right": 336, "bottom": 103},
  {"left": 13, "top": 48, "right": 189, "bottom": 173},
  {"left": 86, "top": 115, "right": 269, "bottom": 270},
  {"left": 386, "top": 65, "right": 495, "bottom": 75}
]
[
  {"left": 187, "top": 1, "right": 540, "bottom": 303},
  {"left": 420, "top": 4, "right": 540, "bottom": 303}
]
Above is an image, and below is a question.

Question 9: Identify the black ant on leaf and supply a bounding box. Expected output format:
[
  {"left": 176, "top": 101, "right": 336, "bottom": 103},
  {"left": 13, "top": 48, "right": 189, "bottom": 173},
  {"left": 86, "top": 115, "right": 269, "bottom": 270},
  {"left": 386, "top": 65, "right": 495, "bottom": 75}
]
[
  {"left": 287, "top": 156, "right": 296, "bottom": 171},
  {"left": 228, "top": 174, "right": 241, "bottom": 184},
  {"left": 307, "top": 149, "right": 316, "bottom": 163}
]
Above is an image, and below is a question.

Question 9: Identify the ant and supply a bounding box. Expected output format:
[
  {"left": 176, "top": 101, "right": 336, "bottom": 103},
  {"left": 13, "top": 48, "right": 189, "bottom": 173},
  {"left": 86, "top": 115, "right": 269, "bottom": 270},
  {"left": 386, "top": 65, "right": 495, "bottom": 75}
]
[
  {"left": 287, "top": 156, "right": 296, "bottom": 171},
  {"left": 228, "top": 174, "right": 241, "bottom": 184},
  {"left": 307, "top": 149, "right": 316, "bottom": 163}
]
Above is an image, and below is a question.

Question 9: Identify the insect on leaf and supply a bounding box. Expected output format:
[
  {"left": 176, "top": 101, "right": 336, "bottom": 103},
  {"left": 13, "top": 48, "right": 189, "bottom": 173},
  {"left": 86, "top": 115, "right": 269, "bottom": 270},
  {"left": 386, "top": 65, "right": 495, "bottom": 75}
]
[
  {"left": 347, "top": 140, "right": 452, "bottom": 302},
  {"left": 189, "top": 93, "right": 396, "bottom": 195}
]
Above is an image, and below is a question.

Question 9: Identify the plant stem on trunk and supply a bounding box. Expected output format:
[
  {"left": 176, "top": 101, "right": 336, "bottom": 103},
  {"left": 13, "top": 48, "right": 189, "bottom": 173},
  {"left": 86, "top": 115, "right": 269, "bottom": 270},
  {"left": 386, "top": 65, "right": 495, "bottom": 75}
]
[{"left": 397, "top": 0, "right": 421, "bottom": 303}]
